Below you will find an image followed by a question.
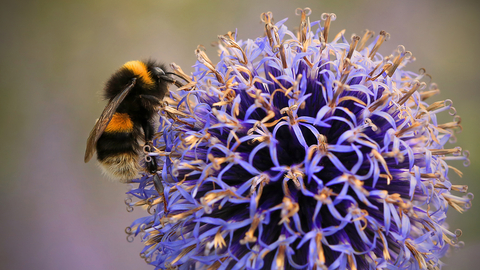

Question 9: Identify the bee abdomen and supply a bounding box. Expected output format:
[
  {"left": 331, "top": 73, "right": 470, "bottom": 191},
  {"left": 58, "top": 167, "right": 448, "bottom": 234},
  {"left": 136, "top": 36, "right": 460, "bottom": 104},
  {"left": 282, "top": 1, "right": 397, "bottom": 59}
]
[
  {"left": 96, "top": 113, "right": 140, "bottom": 181},
  {"left": 98, "top": 152, "right": 139, "bottom": 181}
]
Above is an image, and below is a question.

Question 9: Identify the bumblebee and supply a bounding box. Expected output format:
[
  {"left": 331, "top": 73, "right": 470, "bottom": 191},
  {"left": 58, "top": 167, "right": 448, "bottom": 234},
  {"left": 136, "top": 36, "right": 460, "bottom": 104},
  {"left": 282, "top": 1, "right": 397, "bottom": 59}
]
[{"left": 84, "top": 60, "right": 182, "bottom": 182}]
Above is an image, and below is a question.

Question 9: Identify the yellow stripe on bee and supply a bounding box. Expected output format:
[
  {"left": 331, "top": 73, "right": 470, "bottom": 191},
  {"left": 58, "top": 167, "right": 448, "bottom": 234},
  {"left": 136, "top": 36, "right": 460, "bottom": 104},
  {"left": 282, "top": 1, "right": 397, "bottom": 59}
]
[
  {"left": 105, "top": 113, "right": 134, "bottom": 133},
  {"left": 123, "top": 60, "right": 154, "bottom": 87}
]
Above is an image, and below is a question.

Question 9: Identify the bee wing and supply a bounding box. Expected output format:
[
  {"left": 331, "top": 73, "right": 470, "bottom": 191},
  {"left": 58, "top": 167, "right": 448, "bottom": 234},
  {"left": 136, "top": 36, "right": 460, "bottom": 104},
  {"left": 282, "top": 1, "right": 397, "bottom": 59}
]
[{"left": 84, "top": 78, "right": 137, "bottom": 163}]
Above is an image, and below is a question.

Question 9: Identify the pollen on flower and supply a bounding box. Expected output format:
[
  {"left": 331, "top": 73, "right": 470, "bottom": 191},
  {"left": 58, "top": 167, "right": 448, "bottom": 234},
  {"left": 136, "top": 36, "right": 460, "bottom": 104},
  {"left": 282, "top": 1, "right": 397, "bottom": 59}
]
[{"left": 123, "top": 8, "right": 472, "bottom": 269}]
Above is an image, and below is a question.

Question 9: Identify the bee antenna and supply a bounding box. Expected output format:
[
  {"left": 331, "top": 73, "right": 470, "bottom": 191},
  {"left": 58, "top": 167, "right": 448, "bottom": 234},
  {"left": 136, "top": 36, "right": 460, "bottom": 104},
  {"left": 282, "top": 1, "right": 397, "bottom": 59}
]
[{"left": 165, "top": 72, "right": 189, "bottom": 83}]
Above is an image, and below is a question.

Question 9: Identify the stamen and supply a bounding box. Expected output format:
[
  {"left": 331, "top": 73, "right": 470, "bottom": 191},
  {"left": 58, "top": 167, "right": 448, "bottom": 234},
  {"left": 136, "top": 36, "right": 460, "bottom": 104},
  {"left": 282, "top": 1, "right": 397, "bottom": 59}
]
[
  {"left": 420, "top": 83, "right": 440, "bottom": 101},
  {"left": 387, "top": 47, "right": 412, "bottom": 77},
  {"left": 369, "top": 63, "right": 392, "bottom": 81},
  {"left": 385, "top": 193, "right": 411, "bottom": 211},
  {"left": 395, "top": 122, "right": 422, "bottom": 138},
  {"left": 332, "top": 29, "right": 346, "bottom": 44},
  {"left": 321, "top": 13, "right": 336, "bottom": 44},
  {"left": 168, "top": 206, "right": 202, "bottom": 223},
  {"left": 405, "top": 241, "right": 427, "bottom": 268},
  {"left": 347, "top": 175, "right": 370, "bottom": 196},
  {"left": 314, "top": 187, "right": 335, "bottom": 204},
  {"left": 382, "top": 148, "right": 405, "bottom": 163},
  {"left": 169, "top": 62, "right": 193, "bottom": 84},
  {"left": 280, "top": 105, "right": 299, "bottom": 125},
  {"left": 201, "top": 190, "right": 243, "bottom": 210},
  {"left": 337, "top": 96, "right": 367, "bottom": 107},
  {"left": 278, "top": 197, "right": 300, "bottom": 225},
  {"left": 218, "top": 34, "right": 248, "bottom": 65},
  {"left": 279, "top": 43, "right": 288, "bottom": 68},
  {"left": 265, "top": 23, "right": 275, "bottom": 48},
  {"left": 214, "top": 228, "right": 226, "bottom": 249},
  {"left": 377, "top": 228, "right": 391, "bottom": 261},
  {"left": 369, "top": 31, "right": 389, "bottom": 59},
  {"left": 437, "top": 115, "right": 462, "bottom": 131},
  {"left": 276, "top": 243, "right": 286, "bottom": 269},
  {"left": 317, "top": 134, "right": 328, "bottom": 154},
  {"left": 425, "top": 100, "right": 445, "bottom": 112},
  {"left": 315, "top": 233, "right": 326, "bottom": 265},
  {"left": 240, "top": 214, "right": 261, "bottom": 244},
  {"left": 368, "top": 92, "right": 391, "bottom": 112},
  {"left": 398, "top": 81, "right": 423, "bottom": 105},
  {"left": 413, "top": 172, "right": 441, "bottom": 179},
  {"left": 356, "top": 29, "right": 375, "bottom": 51},
  {"left": 195, "top": 46, "right": 224, "bottom": 84},
  {"left": 171, "top": 244, "right": 196, "bottom": 265},
  {"left": 430, "top": 147, "right": 462, "bottom": 156},
  {"left": 371, "top": 149, "right": 393, "bottom": 184},
  {"left": 296, "top": 8, "right": 310, "bottom": 44},
  {"left": 448, "top": 165, "right": 464, "bottom": 178},
  {"left": 329, "top": 80, "right": 350, "bottom": 107},
  {"left": 347, "top": 35, "right": 360, "bottom": 60},
  {"left": 347, "top": 254, "right": 357, "bottom": 270},
  {"left": 250, "top": 173, "right": 270, "bottom": 196}
]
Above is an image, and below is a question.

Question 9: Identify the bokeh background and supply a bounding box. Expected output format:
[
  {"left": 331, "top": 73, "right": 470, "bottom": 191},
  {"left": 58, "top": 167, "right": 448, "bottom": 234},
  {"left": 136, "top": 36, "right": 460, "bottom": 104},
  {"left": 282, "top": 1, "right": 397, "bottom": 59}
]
[{"left": 1, "top": 0, "right": 479, "bottom": 269}]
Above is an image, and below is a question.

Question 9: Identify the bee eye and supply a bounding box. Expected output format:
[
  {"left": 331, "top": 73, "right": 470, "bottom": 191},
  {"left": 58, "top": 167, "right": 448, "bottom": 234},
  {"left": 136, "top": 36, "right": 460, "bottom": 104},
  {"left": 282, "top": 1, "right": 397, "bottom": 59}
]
[{"left": 153, "top": 67, "right": 165, "bottom": 76}]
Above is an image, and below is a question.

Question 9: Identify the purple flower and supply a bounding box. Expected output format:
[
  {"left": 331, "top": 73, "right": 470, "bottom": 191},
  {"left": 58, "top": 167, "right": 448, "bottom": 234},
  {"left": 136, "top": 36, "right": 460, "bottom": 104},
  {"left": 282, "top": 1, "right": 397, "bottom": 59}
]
[{"left": 125, "top": 8, "right": 472, "bottom": 269}]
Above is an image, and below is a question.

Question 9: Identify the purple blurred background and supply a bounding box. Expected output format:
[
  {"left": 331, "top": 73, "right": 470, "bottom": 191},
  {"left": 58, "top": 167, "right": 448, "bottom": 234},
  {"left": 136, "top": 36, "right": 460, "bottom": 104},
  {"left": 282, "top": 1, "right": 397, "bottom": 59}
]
[{"left": 1, "top": 0, "right": 479, "bottom": 269}]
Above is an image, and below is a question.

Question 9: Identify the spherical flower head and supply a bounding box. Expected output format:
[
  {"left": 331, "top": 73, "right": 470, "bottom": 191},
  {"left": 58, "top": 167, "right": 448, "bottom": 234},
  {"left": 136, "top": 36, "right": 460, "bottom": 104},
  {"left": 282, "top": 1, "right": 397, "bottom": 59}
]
[{"left": 125, "top": 8, "right": 473, "bottom": 270}]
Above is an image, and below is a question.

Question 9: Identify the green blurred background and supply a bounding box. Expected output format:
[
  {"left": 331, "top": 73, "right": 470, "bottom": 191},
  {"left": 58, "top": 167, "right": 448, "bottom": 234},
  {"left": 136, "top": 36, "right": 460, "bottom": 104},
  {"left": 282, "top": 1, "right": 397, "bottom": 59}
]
[{"left": 1, "top": 0, "right": 478, "bottom": 269}]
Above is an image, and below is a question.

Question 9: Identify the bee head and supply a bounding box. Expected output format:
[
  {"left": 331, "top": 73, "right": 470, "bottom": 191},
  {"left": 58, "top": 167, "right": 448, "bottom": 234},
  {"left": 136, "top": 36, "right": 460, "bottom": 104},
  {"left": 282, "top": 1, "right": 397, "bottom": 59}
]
[{"left": 151, "top": 66, "right": 175, "bottom": 84}]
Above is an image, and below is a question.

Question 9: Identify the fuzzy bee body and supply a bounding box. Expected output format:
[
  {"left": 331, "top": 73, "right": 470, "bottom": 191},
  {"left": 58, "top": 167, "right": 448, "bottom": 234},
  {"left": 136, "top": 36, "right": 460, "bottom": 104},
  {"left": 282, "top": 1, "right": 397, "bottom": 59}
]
[{"left": 85, "top": 60, "right": 175, "bottom": 181}]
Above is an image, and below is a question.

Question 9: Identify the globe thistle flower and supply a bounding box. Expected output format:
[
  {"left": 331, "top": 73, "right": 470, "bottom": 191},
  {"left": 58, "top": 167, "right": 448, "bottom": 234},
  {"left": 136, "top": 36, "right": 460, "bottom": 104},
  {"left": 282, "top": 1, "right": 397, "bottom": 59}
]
[{"left": 124, "top": 8, "right": 472, "bottom": 269}]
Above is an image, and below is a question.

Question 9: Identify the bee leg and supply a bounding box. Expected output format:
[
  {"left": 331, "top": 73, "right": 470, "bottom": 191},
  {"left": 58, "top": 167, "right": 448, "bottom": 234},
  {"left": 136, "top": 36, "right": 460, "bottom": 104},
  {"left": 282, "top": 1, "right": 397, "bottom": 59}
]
[
  {"left": 143, "top": 143, "right": 168, "bottom": 213},
  {"left": 152, "top": 174, "right": 168, "bottom": 212},
  {"left": 139, "top": 94, "right": 163, "bottom": 107},
  {"left": 142, "top": 121, "right": 168, "bottom": 214}
]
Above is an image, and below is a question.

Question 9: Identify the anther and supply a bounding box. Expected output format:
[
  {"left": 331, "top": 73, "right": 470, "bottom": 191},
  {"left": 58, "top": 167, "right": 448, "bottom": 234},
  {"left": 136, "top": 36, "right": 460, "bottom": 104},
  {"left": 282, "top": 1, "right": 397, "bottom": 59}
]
[
  {"left": 195, "top": 46, "right": 224, "bottom": 84},
  {"left": 279, "top": 43, "right": 287, "bottom": 69},
  {"left": 218, "top": 34, "right": 248, "bottom": 65},
  {"left": 330, "top": 80, "right": 350, "bottom": 107},
  {"left": 169, "top": 62, "right": 192, "bottom": 85},
  {"left": 430, "top": 147, "right": 462, "bottom": 156},
  {"left": 387, "top": 48, "right": 412, "bottom": 77},
  {"left": 321, "top": 13, "right": 336, "bottom": 44},
  {"left": 347, "top": 35, "right": 360, "bottom": 60},
  {"left": 369, "top": 31, "right": 389, "bottom": 59},
  {"left": 395, "top": 122, "right": 422, "bottom": 138},
  {"left": 357, "top": 30, "right": 375, "bottom": 51},
  {"left": 368, "top": 92, "right": 391, "bottom": 112},
  {"left": 437, "top": 115, "right": 462, "bottom": 131},
  {"left": 398, "top": 81, "right": 423, "bottom": 105},
  {"left": 451, "top": 185, "right": 469, "bottom": 193},
  {"left": 297, "top": 8, "right": 309, "bottom": 44}
]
